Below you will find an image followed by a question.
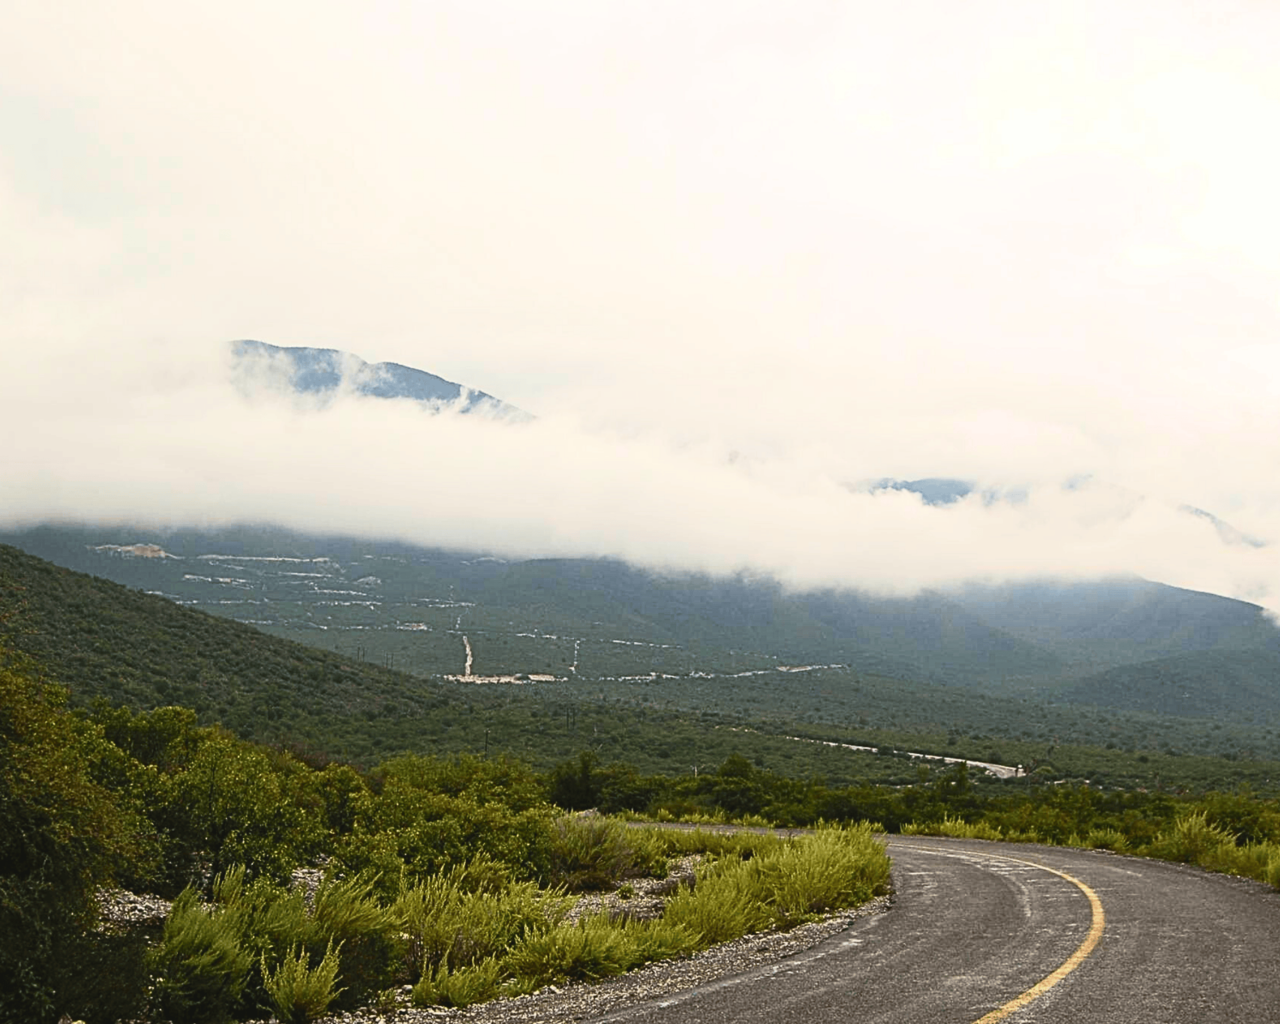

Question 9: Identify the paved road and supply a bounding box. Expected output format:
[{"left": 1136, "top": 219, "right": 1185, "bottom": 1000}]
[{"left": 589, "top": 836, "right": 1280, "bottom": 1024}]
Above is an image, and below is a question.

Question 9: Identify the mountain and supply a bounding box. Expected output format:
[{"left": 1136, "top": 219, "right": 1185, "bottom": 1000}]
[
  {"left": 1055, "top": 646, "right": 1280, "bottom": 719},
  {"left": 5, "top": 344, "right": 1277, "bottom": 732},
  {"left": 948, "top": 578, "right": 1280, "bottom": 675},
  {"left": 0, "top": 541, "right": 1048, "bottom": 782},
  {"left": 5, "top": 523, "right": 1279, "bottom": 736},
  {"left": 232, "top": 339, "right": 530, "bottom": 419},
  {"left": 5, "top": 535, "right": 1279, "bottom": 784},
  {"left": 872, "top": 478, "right": 1265, "bottom": 548}
]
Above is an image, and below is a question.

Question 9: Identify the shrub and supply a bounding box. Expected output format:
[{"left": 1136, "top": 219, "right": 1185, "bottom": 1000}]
[
  {"left": 1146, "top": 811, "right": 1237, "bottom": 865},
  {"left": 339, "top": 757, "right": 557, "bottom": 886},
  {"left": 156, "top": 732, "right": 319, "bottom": 893},
  {"left": 902, "top": 815, "right": 1004, "bottom": 841},
  {"left": 260, "top": 941, "right": 344, "bottom": 1024},
  {"left": 60, "top": 926, "right": 156, "bottom": 1024},
  {"left": 1082, "top": 828, "right": 1129, "bottom": 853},
  {"left": 147, "top": 890, "right": 253, "bottom": 1024},
  {"left": 547, "top": 815, "right": 656, "bottom": 891},
  {"left": 1261, "top": 845, "right": 1280, "bottom": 889},
  {"left": 395, "top": 865, "right": 572, "bottom": 978},
  {"left": 664, "top": 825, "right": 889, "bottom": 944},
  {"left": 614, "top": 916, "right": 699, "bottom": 964},
  {"left": 412, "top": 958, "right": 504, "bottom": 1008},
  {"left": 310, "top": 875, "right": 403, "bottom": 1007},
  {"left": 755, "top": 824, "right": 890, "bottom": 925},
  {"left": 504, "top": 915, "right": 635, "bottom": 987},
  {"left": 662, "top": 858, "right": 772, "bottom": 944},
  {"left": 651, "top": 826, "right": 782, "bottom": 861}
]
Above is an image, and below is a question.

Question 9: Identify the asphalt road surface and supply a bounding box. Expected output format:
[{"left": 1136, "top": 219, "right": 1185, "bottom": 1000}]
[{"left": 589, "top": 835, "right": 1280, "bottom": 1024}]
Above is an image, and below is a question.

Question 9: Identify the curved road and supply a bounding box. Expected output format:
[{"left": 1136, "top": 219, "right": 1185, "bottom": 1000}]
[{"left": 591, "top": 836, "right": 1280, "bottom": 1023}]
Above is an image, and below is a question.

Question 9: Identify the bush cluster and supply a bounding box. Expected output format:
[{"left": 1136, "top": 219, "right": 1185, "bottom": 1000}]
[
  {"left": 902, "top": 805, "right": 1280, "bottom": 889},
  {"left": 405, "top": 823, "right": 888, "bottom": 1008}
]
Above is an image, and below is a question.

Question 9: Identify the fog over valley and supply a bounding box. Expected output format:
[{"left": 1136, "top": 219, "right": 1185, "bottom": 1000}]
[{"left": 3, "top": 0, "right": 1279, "bottom": 610}]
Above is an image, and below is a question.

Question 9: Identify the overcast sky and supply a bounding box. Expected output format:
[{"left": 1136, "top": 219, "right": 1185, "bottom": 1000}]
[{"left": 3, "top": 1, "right": 1279, "bottom": 608}]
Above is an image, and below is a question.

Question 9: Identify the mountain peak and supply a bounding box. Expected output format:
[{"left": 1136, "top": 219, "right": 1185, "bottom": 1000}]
[{"left": 231, "top": 340, "right": 530, "bottom": 419}]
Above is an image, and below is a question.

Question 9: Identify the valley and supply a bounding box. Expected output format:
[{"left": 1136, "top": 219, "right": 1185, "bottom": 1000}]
[{"left": 4, "top": 524, "right": 1280, "bottom": 789}]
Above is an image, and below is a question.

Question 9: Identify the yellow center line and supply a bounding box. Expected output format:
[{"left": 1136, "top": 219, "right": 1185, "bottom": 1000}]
[{"left": 894, "top": 845, "right": 1106, "bottom": 1023}]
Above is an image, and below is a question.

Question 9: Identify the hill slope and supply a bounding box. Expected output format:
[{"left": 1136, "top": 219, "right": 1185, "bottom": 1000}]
[
  {"left": 6, "top": 523, "right": 1279, "bottom": 713},
  {"left": 4, "top": 541, "right": 1279, "bottom": 787},
  {"left": 0, "top": 541, "right": 439, "bottom": 731},
  {"left": 1055, "top": 646, "right": 1280, "bottom": 718},
  {"left": 951, "top": 578, "right": 1280, "bottom": 674}
]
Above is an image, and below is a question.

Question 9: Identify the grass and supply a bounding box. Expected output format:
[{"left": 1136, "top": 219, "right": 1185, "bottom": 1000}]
[
  {"left": 901, "top": 809, "right": 1280, "bottom": 890},
  {"left": 132, "top": 821, "right": 893, "bottom": 1018},
  {"left": 664, "top": 823, "right": 890, "bottom": 941},
  {"left": 410, "top": 823, "right": 888, "bottom": 1006}
]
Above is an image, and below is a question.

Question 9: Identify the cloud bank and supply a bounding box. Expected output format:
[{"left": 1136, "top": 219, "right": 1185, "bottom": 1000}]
[
  {"left": 1, "top": 2, "right": 1278, "bottom": 607},
  {"left": 3, "top": 339, "right": 1278, "bottom": 610}
]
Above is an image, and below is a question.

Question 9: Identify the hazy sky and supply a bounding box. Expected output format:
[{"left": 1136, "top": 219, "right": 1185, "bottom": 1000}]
[{"left": 3, "top": 1, "right": 1279, "bottom": 607}]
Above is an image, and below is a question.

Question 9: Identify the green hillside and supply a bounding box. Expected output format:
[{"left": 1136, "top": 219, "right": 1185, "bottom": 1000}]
[
  {"left": 0, "top": 542, "right": 444, "bottom": 744},
  {"left": 4, "top": 541, "right": 1280, "bottom": 792},
  {"left": 0, "top": 542, "right": 966, "bottom": 782},
  {"left": 7, "top": 524, "right": 1279, "bottom": 714},
  {"left": 1057, "top": 647, "right": 1280, "bottom": 718},
  {"left": 953, "top": 578, "right": 1280, "bottom": 673}
]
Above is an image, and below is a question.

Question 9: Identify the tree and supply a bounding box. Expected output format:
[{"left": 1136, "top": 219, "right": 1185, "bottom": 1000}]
[{"left": 0, "top": 649, "right": 133, "bottom": 1023}]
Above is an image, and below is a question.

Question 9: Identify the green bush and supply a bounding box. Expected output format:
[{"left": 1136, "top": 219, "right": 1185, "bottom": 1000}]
[
  {"left": 200, "top": 864, "right": 404, "bottom": 1014},
  {"left": 60, "top": 926, "right": 157, "bottom": 1024},
  {"left": 147, "top": 890, "right": 253, "bottom": 1024},
  {"left": 1082, "top": 827, "right": 1129, "bottom": 853},
  {"left": 902, "top": 815, "right": 1005, "bottom": 841},
  {"left": 755, "top": 824, "right": 890, "bottom": 924},
  {"left": 663, "top": 858, "right": 773, "bottom": 945},
  {"left": 395, "top": 867, "right": 571, "bottom": 977},
  {"left": 1261, "top": 845, "right": 1280, "bottom": 889},
  {"left": 154, "top": 732, "right": 320, "bottom": 893},
  {"left": 664, "top": 826, "right": 889, "bottom": 945},
  {"left": 0, "top": 653, "right": 138, "bottom": 1024},
  {"left": 260, "top": 941, "right": 344, "bottom": 1024},
  {"left": 651, "top": 826, "right": 782, "bottom": 861},
  {"left": 1146, "top": 811, "right": 1237, "bottom": 865},
  {"left": 548, "top": 815, "right": 659, "bottom": 891},
  {"left": 412, "top": 958, "right": 505, "bottom": 1008},
  {"left": 338, "top": 756, "right": 557, "bottom": 888},
  {"left": 310, "top": 875, "right": 404, "bottom": 1006},
  {"left": 613, "top": 916, "right": 699, "bottom": 964},
  {"left": 504, "top": 915, "right": 636, "bottom": 987}
]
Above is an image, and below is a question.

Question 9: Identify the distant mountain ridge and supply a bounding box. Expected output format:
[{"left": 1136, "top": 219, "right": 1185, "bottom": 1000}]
[
  {"left": 5, "top": 523, "right": 1279, "bottom": 731},
  {"left": 872, "top": 477, "right": 1265, "bottom": 548},
  {"left": 232, "top": 339, "right": 530, "bottom": 419}
]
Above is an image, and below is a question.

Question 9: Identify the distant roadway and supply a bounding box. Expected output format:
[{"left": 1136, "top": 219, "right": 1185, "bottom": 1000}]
[{"left": 591, "top": 835, "right": 1280, "bottom": 1023}]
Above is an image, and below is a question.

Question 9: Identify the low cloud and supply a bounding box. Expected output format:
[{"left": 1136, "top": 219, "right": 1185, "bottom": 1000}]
[
  {"left": 3, "top": 338, "right": 1278, "bottom": 612},
  {"left": 2, "top": 3, "right": 1279, "bottom": 610}
]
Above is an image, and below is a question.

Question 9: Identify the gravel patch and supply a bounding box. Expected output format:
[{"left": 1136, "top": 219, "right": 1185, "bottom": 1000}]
[{"left": 96, "top": 889, "right": 172, "bottom": 930}]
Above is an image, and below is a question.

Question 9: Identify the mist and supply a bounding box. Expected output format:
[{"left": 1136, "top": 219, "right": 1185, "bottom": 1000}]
[
  {"left": 2, "top": 1, "right": 1278, "bottom": 609},
  {"left": 3, "top": 337, "right": 1277, "bottom": 611}
]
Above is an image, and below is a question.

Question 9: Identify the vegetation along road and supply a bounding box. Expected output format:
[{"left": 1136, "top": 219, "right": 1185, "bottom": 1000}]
[{"left": 589, "top": 835, "right": 1280, "bottom": 1024}]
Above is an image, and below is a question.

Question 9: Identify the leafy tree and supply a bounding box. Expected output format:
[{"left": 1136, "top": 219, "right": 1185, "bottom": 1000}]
[
  {"left": 0, "top": 650, "right": 135, "bottom": 1023},
  {"left": 548, "top": 750, "right": 603, "bottom": 810},
  {"left": 153, "top": 730, "right": 322, "bottom": 892}
]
